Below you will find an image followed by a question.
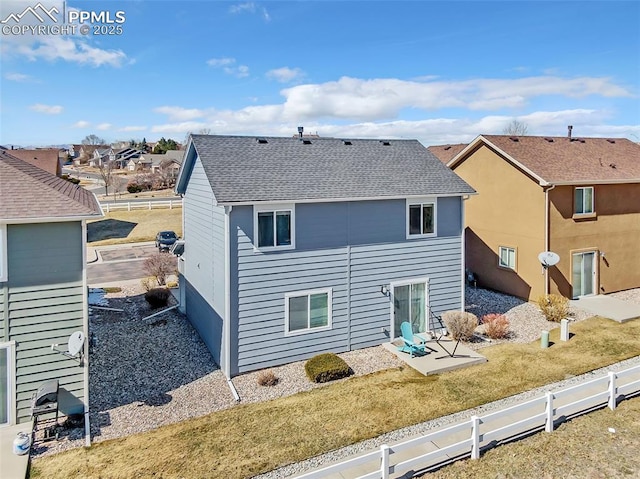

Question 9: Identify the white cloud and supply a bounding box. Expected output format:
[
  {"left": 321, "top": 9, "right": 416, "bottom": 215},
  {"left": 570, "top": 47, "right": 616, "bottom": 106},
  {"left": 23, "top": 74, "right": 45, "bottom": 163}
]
[
  {"left": 229, "top": 2, "right": 270, "bottom": 21},
  {"left": 206, "top": 57, "right": 249, "bottom": 78},
  {"left": 154, "top": 106, "right": 206, "bottom": 121},
  {"left": 4, "top": 72, "right": 36, "bottom": 82},
  {"left": 72, "top": 120, "right": 91, "bottom": 128},
  {"left": 119, "top": 126, "right": 148, "bottom": 132},
  {"left": 266, "top": 67, "right": 305, "bottom": 83},
  {"left": 29, "top": 103, "right": 63, "bottom": 114},
  {"left": 96, "top": 123, "right": 112, "bottom": 131},
  {"left": 151, "top": 121, "right": 210, "bottom": 135}
]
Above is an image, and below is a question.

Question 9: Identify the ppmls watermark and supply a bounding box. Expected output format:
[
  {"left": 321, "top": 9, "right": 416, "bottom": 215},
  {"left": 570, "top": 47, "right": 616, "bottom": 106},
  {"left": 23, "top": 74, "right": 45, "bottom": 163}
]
[{"left": 1, "top": 2, "right": 126, "bottom": 36}]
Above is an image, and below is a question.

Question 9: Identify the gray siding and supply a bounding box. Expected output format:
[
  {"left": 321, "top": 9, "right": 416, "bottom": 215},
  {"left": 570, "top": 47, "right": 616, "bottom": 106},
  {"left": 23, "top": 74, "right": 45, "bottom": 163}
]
[
  {"left": 0, "top": 286, "right": 5, "bottom": 340},
  {"left": 6, "top": 223, "right": 85, "bottom": 423},
  {"left": 183, "top": 157, "right": 226, "bottom": 315},
  {"left": 230, "top": 197, "right": 464, "bottom": 374},
  {"left": 183, "top": 277, "right": 224, "bottom": 368},
  {"left": 182, "top": 156, "right": 227, "bottom": 371}
]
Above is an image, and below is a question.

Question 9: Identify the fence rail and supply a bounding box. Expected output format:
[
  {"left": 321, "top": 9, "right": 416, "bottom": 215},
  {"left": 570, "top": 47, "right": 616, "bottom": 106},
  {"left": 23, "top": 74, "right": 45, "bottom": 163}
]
[
  {"left": 293, "top": 364, "right": 640, "bottom": 479},
  {"left": 100, "top": 199, "right": 182, "bottom": 212}
]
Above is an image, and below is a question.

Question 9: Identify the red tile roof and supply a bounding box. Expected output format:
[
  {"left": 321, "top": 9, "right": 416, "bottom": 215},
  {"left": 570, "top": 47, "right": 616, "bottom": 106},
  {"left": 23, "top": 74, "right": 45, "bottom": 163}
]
[
  {"left": 452, "top": 135, "right": 640, "bottom": 184},
  {"left": 0, "top": 150, "right": 103, "bottom": 220},
  {"left": 427, "top": 144, "right": 468, "bottom": 164},
  {"left": 7, "top": 149, "right": 61, "bottom": 176}
]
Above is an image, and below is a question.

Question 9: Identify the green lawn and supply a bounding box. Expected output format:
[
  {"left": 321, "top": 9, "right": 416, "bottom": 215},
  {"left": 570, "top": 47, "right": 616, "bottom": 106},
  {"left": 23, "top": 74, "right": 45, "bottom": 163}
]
[{"left": 31, "top": 316, "right": 640, "bottom": 479}]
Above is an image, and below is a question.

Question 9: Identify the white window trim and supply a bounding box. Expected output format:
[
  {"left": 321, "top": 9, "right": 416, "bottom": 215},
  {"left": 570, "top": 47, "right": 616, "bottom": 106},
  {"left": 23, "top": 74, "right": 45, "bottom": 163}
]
[
  {"left": 253, "top": 203, "right": 295, "bottom": 251},
  {"left": 0, "top": 224, "right": 6, "bottom": 282},
  {"left": 406, "top": 198, "right": 437, "bottom": 239},
  {"left": 498, "top": 246, "right": 517, "bottom": 270},
  {"left": 574, "top": 186, "right": 595, "bottom": 215},
  {"left": 284, "top": 288, "right": 332, "bottom": 336},
  {"left": 388, "top": 277, "right": 430, "bottom": 340},
  {"left": 0, "top": 341, "right": 16, "bottom": 427}
]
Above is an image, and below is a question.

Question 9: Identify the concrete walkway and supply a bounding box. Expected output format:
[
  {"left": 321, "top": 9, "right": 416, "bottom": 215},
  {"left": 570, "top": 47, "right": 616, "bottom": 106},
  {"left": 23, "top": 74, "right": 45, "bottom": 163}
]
[{"left": 570, "top": 295, "right": 640, "bottom": 322}]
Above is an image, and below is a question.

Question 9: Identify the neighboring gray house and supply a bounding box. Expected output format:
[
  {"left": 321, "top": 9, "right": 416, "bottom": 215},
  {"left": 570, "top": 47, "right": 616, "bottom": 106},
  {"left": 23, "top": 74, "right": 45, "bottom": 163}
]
[
  {"left": 175, "top": 135, "right": 475, "bottom": 378},
  {"left": 0, "top": 150, "right": 102, "bottom": 426}
]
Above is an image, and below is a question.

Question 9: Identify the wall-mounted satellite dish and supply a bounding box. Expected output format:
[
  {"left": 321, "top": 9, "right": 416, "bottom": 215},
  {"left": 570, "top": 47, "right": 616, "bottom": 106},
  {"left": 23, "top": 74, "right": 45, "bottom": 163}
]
[
  {"left": 67, "top": 331, "right": 85, "bottom": 357},
  {"left": 51, "top": 331, "right": 85, "bottom": 365},
  {"left": 538, "top": 251, "right": 560, "bottom": 267}
]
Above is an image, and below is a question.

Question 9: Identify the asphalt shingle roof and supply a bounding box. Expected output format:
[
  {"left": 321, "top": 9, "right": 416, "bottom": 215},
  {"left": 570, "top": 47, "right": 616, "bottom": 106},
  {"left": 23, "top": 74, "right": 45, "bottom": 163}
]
[
  {"left": 427, "top": 144, "right": 468, "bottom": 165},
  {"left": 0, "top": 150, "right": 103, "bottom": 220},
  {"left": 469, "top": 135, "right": 640, "bottom": 183},
  {"left": 190, "top": 135, "right": 475, "bottom": 203}
]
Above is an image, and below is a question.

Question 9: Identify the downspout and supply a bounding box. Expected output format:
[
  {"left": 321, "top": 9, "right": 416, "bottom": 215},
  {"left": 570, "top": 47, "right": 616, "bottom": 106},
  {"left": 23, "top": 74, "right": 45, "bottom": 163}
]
[
  {"left": 544, "top": 185, "right": 556, "bottom": 295},
  {"left": 461, "top": 195, "right": 470, "bottom": 311},
  {"left": 223, "top": 205, "right": 240, "bottom": 402},
  {"left": 81, "top": 220, "right": 91, "bottom": 447}
]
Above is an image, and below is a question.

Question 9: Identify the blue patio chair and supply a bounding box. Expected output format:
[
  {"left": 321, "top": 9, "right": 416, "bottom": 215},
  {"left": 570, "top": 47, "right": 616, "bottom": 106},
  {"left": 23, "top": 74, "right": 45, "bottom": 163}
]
[{"left": 398, "top": 321, "right": 428, "bottom": 358}]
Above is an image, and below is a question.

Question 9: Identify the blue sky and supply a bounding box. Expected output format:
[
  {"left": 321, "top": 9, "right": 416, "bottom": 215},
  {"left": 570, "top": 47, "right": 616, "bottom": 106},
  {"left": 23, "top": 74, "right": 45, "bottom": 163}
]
[{"left": 1, "top": 0, "right": 639, "bottom": 147}]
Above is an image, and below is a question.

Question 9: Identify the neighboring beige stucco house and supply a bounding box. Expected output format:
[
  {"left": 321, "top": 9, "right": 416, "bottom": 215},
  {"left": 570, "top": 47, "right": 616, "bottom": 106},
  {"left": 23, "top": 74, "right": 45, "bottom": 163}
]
[{"left": 439, "top": 134, "right": 640, "bottom": 300}]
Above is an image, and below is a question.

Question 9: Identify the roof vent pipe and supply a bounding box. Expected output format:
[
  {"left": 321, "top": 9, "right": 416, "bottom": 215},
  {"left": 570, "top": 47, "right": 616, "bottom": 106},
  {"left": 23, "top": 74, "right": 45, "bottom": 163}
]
[
  {"left": 297, "top": 126, "right": 303, "bottom": 138},
  {"left": 568, "top": 125, "right": 573, "bottom": 139}
]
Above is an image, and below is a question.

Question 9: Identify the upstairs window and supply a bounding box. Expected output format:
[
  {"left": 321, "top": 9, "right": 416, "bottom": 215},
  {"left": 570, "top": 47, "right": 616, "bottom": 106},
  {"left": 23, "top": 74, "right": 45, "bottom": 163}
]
[
  {"left": 407, "top": 199, "right": 436, "bottom": 238},
  {"left": 574, "top": 187, "right": 594, "bottom": 215},
  {"left": 254, "top": 204, "right": 294, "bottom": 250}
]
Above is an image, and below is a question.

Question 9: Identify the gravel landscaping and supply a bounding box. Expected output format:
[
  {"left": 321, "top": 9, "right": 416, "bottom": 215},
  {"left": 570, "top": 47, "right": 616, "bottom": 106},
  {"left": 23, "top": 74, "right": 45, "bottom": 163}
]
[{"left": 31, "top": 284, "right": 640, "bottom": 467}]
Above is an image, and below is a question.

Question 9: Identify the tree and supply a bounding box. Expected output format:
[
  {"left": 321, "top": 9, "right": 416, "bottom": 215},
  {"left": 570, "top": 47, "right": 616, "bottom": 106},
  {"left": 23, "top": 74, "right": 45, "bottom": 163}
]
[
  {"left": 97, "top": 160, "right": 116, "bottom": 198},
  {"left": 503, "top": 120, "right": 529, "bottom": 136},
  {"left": 152, "top": 137, "right": 179, "bottom": 154},
  {"left": 82, "top": 134, "right": 106, "bottom": 145},
  {"left": 139, "top": 137, "right": 149, "bottom": 153},
  {"left": 143, "top": 253, "right": 177, "bottom": 286}
]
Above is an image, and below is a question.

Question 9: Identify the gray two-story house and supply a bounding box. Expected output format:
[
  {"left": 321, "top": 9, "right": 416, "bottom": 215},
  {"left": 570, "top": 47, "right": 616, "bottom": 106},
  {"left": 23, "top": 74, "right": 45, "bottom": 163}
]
[{"left": 175, "top": 135, "right": 475, "bottom": 378}]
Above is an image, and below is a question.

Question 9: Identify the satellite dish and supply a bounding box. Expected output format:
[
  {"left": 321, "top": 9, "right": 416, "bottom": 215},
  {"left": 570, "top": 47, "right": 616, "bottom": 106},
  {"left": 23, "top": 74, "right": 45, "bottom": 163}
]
[
  {"left": 538, "top": 251, "right": 560, "bottom": 267},
  {"left": 67, "top": 331, "right": 85, "bottom": 357}
]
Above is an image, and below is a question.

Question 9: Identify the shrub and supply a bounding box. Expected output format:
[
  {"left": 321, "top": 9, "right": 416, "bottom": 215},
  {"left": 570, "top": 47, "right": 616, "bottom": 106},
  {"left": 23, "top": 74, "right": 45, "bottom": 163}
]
[
  {"left": 166, "top": 280, "right": 178, "bottom": 289},
  {"left": 103, "top": 287, "right": 122, "bottom": 294},
  {"left": 127, "top": 183, "right": 143, "bottom": 193},
  {"left": 145, "top": 288, "right": 171, "bottom": 308},
  {"left": 481, "top": 313, "right": 510, "bottom": 339},
  {"left": 143, "top": 253, "right": 177, "bottom": 286},
  {"left": 536, "top": 294, "right": 569, "bottom": 322},
  {"left": 305, "top": 353, "right": 353, "bottom": 383},
  {"left": 257, "top": 369, "right": 279, "bottom": 387},
  {"left": 442, "top": 311, "right": 479, "bottom": 341},
  {"left": 61, "top": 174, "right": 81, "bottom": 185},
  {"left": 140, "top": 276, "right": 156, "bottom": 292}
]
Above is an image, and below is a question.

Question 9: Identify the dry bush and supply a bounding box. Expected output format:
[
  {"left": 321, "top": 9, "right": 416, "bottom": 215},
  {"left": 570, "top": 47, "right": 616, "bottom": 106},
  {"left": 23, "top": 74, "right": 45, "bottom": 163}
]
[
  {"left": 442, "top": 311, "right": 479, "bottom": 341},
  {"left": 143, "top": 253, "right": 177, "bottom": 286},
  {"left": 145, "top": 288, "right": 171, "bottom": 309},
  {"left": 140, "top": 276, "right": 156, "bottom": 292},
  {"left": 257, "top": 370, "right": 279, "bottom": 387},
  {"left": 481, "top": 313, "right": 510, "bottom": 339},
  {"left": 536, "top": 294, "right": 569, "bottom": 322}
]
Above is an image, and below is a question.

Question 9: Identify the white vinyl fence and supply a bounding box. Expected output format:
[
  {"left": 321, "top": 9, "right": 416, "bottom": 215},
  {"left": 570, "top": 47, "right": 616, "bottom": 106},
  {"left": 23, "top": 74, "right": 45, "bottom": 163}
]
[
  {"left": 101, "top": 199, "right": 182, "bottom": 212},
  {"left": 293, "top": 364, "right": 640, "bottom": 479}
]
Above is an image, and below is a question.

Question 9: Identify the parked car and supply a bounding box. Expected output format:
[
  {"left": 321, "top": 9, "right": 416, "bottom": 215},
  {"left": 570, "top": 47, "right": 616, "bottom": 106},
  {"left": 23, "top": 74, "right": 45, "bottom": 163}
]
[{"left": 155, "top": 231, "right": 178, "bottom": 252}]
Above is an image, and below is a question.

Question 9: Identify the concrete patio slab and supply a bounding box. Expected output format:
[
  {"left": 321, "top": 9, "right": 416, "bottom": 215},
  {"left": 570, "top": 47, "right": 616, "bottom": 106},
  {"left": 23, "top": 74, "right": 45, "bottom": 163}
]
[
  {"left": 1, "top": 423, "right": 31, "bottom": 479},
  {"left": 382, "top": 338, "right": 487, "bottom": 376},
  {"left": 570, "top": 295, "right": 640, "bottom": 322}
]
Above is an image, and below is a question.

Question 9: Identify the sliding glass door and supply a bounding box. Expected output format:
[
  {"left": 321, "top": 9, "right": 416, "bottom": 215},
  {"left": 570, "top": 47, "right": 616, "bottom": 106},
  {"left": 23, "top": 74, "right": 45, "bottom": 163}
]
[
  {"left": 0, "top": 344, "right": 10, "bottom": 425},
  {"left": 572, "top": 251, "right": 596, "bottom": 299},
  {"left": 392, "top": 279, "right": 428, "bottom": 338}
]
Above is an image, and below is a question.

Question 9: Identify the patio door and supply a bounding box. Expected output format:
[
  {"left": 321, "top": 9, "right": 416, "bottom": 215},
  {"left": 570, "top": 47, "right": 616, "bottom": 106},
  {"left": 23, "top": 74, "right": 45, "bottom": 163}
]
[
  {"left": 572, "top": 251, "right": 597, "bottom": 299},
  {"left": 391, "top": 278, "right": 429, "bottom": 339}
]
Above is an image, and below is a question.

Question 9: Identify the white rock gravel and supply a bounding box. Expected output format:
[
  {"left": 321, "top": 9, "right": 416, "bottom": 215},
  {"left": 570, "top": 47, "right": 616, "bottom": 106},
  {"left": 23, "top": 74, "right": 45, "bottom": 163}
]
[{"left": 31, "top": 284, "right": 640, "bottom": 474}]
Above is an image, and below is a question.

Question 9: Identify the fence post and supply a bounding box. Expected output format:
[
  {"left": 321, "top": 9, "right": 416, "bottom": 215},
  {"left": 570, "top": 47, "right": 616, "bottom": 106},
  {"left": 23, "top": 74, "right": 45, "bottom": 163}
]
[
  {"left": 380, "top": 444, "right": 390, "bottom": 479},
  {"left": 169, "top": 200, "right": 173, "bottom": 210},
  {"left": 471, "top": 415, "right": 480, "bottom": 460},
  {"left": 148, "top": 201, "right": 152, "bottom": 210},
  {"left": 545, "top": 391, "right": 554, "bottom": 432},
  {"left": 105, "top": 203, "right": 110, "bottom": 213},
  {"left": 608, "top": 371, "right": 617, "bottom": 410},
  {"left": 127, "top": 202, "right": 131, "bottom": 212}
]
